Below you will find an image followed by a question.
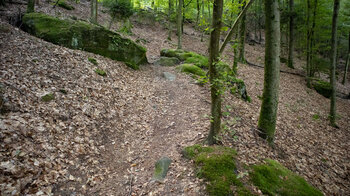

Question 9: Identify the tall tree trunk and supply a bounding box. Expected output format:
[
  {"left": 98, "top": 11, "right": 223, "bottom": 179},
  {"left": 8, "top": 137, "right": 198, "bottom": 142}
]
[
  {"left": 27, "top": 0, "right": 35, "bottom": 13},
  {"left": 310, "top": 0, "right": 318, "bottom": 76},
  {"left": 287, "top": 0, "right": 295, "bottom": 68},
  {"left": 91, "top": 0, "right": 98, "bottom": 24},
  {"left": 208, "top": 1, "right": 211, "bottom": 25},
  {"left": 342, "top": 32, "right": 350, "bottom": 85},
  {"left": 196, "top": 0, "right": 200, "bottom": 26},
  {"left": 207, "top": 0, "right": 224, "bottom": 145},
  {"left": 233, "top": 28, "right": 239, "bottom": 75},
  {"left": 329, "top": 0, "right": 340, "bottom": 127},
  {"left": 238, "top": 13, "right": 246, "bottom": 63},
  {"left": 306, "top": 0, "right": 311, "bottom": 87},
  {"left": 258, "top": 0, "right": 281, "bottom": 144},
  {"left": 177, "top": 0, "right": 183, "bottom": 49},
  {"left": 200, "top": 0, "right": 205, "bottom": 41},
  {"left": 168, "top": 0, "right": 172, "bottom": 40}
]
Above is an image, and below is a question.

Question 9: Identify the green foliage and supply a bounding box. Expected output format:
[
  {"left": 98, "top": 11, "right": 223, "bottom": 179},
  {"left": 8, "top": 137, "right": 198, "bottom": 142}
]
[
  {"left": 95, "top": 68, "right": 107, "bottom": 76},
  {"left": 312, "top": 114, "right": 320, "bottom": 120},
  {"left": 103, "top": 0, "right": 134, "bottom": 19},
  {"left": 176, "top": 64, "right": 206, "bottom": 76},
  {"left": 88, "top": 57, "right": 98, "bottom": 65},
  {"left": 57, "top": 0, "right": 75, "bottom": 10},
  {"left": 41, "top": 93, "right": 55, "bottom": 102},
  {"left": 250, "top": 159, "right": 323, "bottom": 196},
  {"left": 183, "top": 145, "right": 253, "bottom": 196}
]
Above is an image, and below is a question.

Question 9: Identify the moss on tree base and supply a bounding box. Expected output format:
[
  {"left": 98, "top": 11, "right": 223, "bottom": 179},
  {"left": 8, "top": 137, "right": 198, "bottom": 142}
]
[{"left": 22, "top": 13, "right": 147, "bottom": 69}]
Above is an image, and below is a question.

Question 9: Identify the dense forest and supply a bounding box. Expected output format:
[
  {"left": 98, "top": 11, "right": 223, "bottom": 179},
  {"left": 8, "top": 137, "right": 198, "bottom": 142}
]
[{"left": 0, "top": 0, "right": 349, "bottom": 195}]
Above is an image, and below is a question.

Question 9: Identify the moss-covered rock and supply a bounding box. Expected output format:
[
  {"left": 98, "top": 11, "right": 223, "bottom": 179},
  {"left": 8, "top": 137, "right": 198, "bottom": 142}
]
[
  {"left": 154, "top": 57, "right": 180, "bottom": 66},
  {"left": 22, "top": 13, "right": 147, "bottom": 69},
  {"left": 312, "top": 79, "right": 332, "bottom": 98},
  {"left": 152, "top": 157, "right": 172, "bottom": 181},
  {"left": 176, "top": 64, "right": 206, "bottom": 77},
  {"left": 250, "top": 159, "right": 323, "bottom": 196},
  {"left": 160, "top": 49, "right": 209, "bottom": 68},
  {"left": 57, "top": 0, "right": 75, "bottom": 10},
  {"left": 184, "top": 54, "right": 209, "bottom": 68},
  {"left": 183, "top": 145, "right": 253, "bottom": 196}
]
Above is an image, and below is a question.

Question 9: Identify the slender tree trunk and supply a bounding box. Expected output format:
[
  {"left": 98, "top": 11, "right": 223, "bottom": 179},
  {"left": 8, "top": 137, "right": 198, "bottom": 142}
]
[
  {"left": 200, "top": 0, "right": 205, "bottom": 41},
  {"left": 219, "top": 0, "right": 255, "bottom": 54},
  {"left": 207, "top": 0, "right": 224, "bottom": 145},
  {"left": 342, "top": 32, "right": 350, "bottom": 85},
  {"left": 208, "top": 1, "right": 211, "bottom": 25},
  {"left": 196, "top": 0, "right": 200, "bottom": 26},
  {"left": 27, "top": 0, "right": 35, "bottom": 13},
  {"left": 288, "top": 0, "right": 295, "bottom": 68},
  {"left": 310, "top": 0, "right": 318, "bottom": 76},
  {"left": 258, "top": 0, "right": 281, "bottom": 144},
  {"left": 177, "top": 0, "right": 183, "bottom": 49},
  {"left": 306, "top": 0, "right": 311, "bottom": 87},
  {"left": 233, "top": 28, "right": 239, "bottom": 75},
  {"left": 329, "top": 0, "right": 340, "bottom": 127},
  {"left": 168, "top": 0, "right": 172, "bottom": 40},
  {"left": 91, "top": 0, "right": 98, "bottom": 24},
  {"left": 238, "top": 13, "right": 246, "bottom": 63}
]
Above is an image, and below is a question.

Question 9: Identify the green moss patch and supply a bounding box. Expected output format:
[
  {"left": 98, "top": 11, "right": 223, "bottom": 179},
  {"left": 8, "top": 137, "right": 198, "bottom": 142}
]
[
  {"left": 154, "top": 57, "right": 180, "bottom": 66},
  {"left": 22, "top": 13, "right": 147, "bottom": 69},
  {"left": 312, "top": 79, "right": 332, "bottom": 98},
  {"left": 176, "top": 64, "right": 206, "bottom": 77},
  {"left": 184, "top": 54, "right": 209, "bottom": 68},
  {"left": 250, "top": 159, "right": 323, "bottom": 196},
  {"left": 57, "top": 0, "right": 75, "bottom": 10},
  {"left": 88, "top": 57, "right": 98, "bottom": 65},
  {"left": 41, "top": 93, "right": 55, "bottom": 102},
  {"left": 95, "top": 68, "right": 107, "bottom": 76},
  {"left": 183, "top": 145, "right": 252, "bottom": 196}
]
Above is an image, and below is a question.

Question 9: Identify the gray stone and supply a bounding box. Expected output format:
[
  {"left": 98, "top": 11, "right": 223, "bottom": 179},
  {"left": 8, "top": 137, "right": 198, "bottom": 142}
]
[
  {"left": 152, "top": 157, "right": 172, "bottom": 181},
  {"left": 154, "top": 57, "right": 180, "bottom": 66},
  {"left": 163, "top": 72, "right": 176, "bottom": 81}
]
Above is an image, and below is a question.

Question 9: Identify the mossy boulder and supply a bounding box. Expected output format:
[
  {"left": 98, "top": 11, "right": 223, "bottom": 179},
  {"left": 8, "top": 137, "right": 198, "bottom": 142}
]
[
  {"left": 57, "top": 0, "right": 75, "bottom": 10},
  {"left": 250, "top": 159, "right": 323, "bottom": 196},
  {"left": 311, "top": 79, "right": 332, "bottom": 98},
  {"left": 22, "top": 13, "right": 147, "bottom": 69},
  {"left": 183, "top": 145, "right": 252, "bottom": 196},
  {"left": 152, "top": 157, "right": 172, "bottom": 181},
  {"left": 160, "top": 48, "right": 208, "bottom": 67},
  {"left": 176, "top": 64, "right": 206, "bottom": 77},
  {"left": 154, "top": 57, "right": 180, "bottom": 66}
]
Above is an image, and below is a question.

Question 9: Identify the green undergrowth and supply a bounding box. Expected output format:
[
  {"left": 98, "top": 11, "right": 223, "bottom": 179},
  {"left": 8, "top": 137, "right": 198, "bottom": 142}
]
[
  {"left": 250, "top": 159, "right": 323, "bottom": 196},
  {"left": 176, "top": 64, "right": 206, "bottom": 77},
  {"left": 57, "top": 0, "right": 75, "bottom": 10},
  {"left": 41, "top": 93, "right": 55, "bottom": 102},
  {"left": 183, "top": 145, "right": 253, "bottom": 196},
  {"left": 95, "top": 68, "right": 107, "bottom": 76},
  {"left": 88, "top": 57, "right": 98, "bottom": 65}
]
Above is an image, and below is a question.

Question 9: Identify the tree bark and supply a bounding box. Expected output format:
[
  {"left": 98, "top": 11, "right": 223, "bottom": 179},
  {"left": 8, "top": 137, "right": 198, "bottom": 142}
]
[
  {"left": 310, "top": 0, "right": 318, "bottom": 76},
  {"left": 177, "top": 0, "right": 183, "bottom": 49},
  {"left": 257, "top": 0, "right": 281, "bottom": 144},
  {"left": 306, "top": 0, "right": 311, "bottom": 87},
  {"left": 330, "top": 0, "right": 340, "bottom": 127},
  {"left": 207, "top": 0, "right": 223, "bottom": 145},
  {"left": 342, "top": 32, "right": 350, "bottom": 85},
  {"left": 287, "top": 0, "right": 295, "bottom": 68},
  {"left": 168, "top": 0, "right": 172, "bottom": 40},
  {"left": 219, "top": 0, "right": 255, "bottom": 54},
  {"left": 238, "top": 13, "right": 246, "bottom": 63},
  {"left": 27, "top": 0, "right": 35, "bottom": 13},
  {"left": 90, "top": 0, "right": 98, "bottom": 24},
  {"left": 196, "top": 0, "right": 200, "bottom": 26}
]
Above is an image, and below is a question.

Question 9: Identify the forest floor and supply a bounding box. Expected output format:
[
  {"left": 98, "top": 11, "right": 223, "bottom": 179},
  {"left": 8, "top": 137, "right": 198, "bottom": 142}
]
[{"left": 1, "top": 1, "right": 350, "bottom": 195}]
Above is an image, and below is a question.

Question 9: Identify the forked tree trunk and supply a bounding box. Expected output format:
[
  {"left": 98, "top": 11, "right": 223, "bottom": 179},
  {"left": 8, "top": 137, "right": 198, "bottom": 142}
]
[
  {"left": 329, "top": 0, "right": 340, "bottom": 127},
  {"left": 177, "top": 0, "right": 183, "bottom": 49},
  {"left": 207, "top": 0, "right": 224, "bottom": 145},
  {"left": 287, "top": 0, "right": 295, "bottom": 68},
  {"left": 257, "top": 0, "right": 281, "bottom": 144}
]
